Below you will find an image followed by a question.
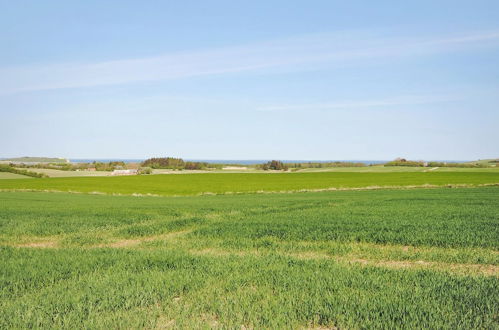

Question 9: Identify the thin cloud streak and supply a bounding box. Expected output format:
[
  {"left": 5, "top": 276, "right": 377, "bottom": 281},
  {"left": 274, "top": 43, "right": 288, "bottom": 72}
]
[
  {"left": 1, "top": 30, "right": 499, "bottom": 94},
  {"left": 256, "top": 95, "right": 459, "bottom": 112}
]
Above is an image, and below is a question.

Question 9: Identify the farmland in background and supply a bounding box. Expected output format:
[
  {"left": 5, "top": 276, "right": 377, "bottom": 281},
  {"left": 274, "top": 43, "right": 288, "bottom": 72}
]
[{"left": 0, "top": 171, "right": 498, "bottom": 196}]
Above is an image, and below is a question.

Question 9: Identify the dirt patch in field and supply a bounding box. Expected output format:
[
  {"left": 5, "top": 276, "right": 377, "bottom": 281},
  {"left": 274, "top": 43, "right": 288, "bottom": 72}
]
[
  {"left": 288, "top": 251, "right": 331, "bottom": 260},
  {"left": 104, "top": 238, "right": 144, "bottom": 248},
  {"left": 17, "top": 241, "right": 58, "bottom": 248},
  {"left": 367, "top": 258, "right": 498, "bottom": 276},
  {"left": 294, "top": 254, "right": 499, "bottom": 277},
  {"left": 189, "top": 248, "right": 498, "bottom": 276},
  {"left": 155, "top": 317, "right": 176, "bottom": 329},
  {"left": 96, "top": 229, "right": 192, "bottom": 248}
]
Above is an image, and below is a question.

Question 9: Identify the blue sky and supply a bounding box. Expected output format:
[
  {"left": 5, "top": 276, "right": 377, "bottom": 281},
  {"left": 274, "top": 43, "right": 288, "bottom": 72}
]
[{"left": 1, "top": 1, "right": 498, "bottom": 160}]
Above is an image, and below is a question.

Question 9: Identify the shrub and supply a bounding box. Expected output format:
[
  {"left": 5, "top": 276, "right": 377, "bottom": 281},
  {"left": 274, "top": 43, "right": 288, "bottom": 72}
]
[
  {"left": 0, "top": 164, "right": 47, "bottom": 178},
  {"left": 138, "top": 167, "right": 153, "bottom": 175},
  {"left": 141, "top": 157, "right": 207, "bottom": 170},
  {"left": 385, "top": 160, "right": 424, "bottom": 167},
  {"left": 285, "top": 161, "right": 366, "bottom": 169},
  {"left": 261, "top": 160, "right": 288, "bottom": 171}
]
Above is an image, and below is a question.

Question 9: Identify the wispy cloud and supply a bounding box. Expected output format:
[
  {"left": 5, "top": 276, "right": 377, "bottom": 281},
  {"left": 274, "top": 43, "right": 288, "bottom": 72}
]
[
  {"left": 1, "top": 30, "right": 499, "bottom": 94},
  {"left": 256, "top": 94, "right": 459, "bottom": 112}
]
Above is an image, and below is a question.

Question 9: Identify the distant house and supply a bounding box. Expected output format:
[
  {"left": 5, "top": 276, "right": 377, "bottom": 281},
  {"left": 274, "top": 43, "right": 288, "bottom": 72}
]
[
  {"left": 87, "top": 167, "right": 96, "bottom": 171},
  {"left": 111, "top": 169, "right": 138, "bottom": 176}
]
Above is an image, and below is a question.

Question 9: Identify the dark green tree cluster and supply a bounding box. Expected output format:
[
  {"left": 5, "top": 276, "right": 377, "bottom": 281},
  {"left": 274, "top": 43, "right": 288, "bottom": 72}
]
[
  {"left": 260, "top": 160, "right": 288, "bottom": 171},
  {"left": 141, "top": 157, "right": 208, "bottom": 170},
  {"left": 14, "top": 161, "right": 127, "bottom": 171},
  {"left": 286, "top": 161, "right": 366, "bottom": 169},
  {"left": 141, "top": 157, "right": 184, "bottom": 169},
  {"left": 184, "top": 161, "right": 208, "bottom": 170},
  {"left": 15, "top": 162, "right": 73, "bottom": 171},
  {"left": 384, "top": 160, "right": 425, "bottom": 167},
  {"left": 92, "top": 161, "right": 126, "bottom": 171},
  {"left": 138, "top": 167, "right": 153, "bottom": 174}
]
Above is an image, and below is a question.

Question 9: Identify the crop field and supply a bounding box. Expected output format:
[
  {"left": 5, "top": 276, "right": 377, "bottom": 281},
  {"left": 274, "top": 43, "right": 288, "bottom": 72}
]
[
  {"left": 1, "top": 171, "right": 499, "bottom": 196},
  {"left": 0, "top": 172, "right": 31, "bottom": 179},
  {"left": 1, "top": 186, "right": 498, "bottom": 328},
  {"left": 16, "top": 168, "right": 111, "bottom": 178},
  {"left": 8, "top": 166, "right": 499, "bottom": 178}
]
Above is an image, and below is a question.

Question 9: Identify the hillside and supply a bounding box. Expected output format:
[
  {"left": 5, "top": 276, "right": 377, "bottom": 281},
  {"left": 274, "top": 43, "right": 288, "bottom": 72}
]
[
  {"left": 1, "top": 156, "right": 69, "bottom": 163},
  {"left": 467, "top": 159, "right": 499, "bottom": 166},
  {"left": 0, "top": 172, "right": 31, "bottom": 179}
]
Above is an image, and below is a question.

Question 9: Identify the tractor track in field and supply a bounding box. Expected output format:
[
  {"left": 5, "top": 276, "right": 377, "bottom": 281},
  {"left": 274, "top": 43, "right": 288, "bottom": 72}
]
[
  {"left": 7, "top": 239, "right": 498, "bottom": 276},
  {"left": 190, "top": 248, "right": 499, "bottom": 277}
]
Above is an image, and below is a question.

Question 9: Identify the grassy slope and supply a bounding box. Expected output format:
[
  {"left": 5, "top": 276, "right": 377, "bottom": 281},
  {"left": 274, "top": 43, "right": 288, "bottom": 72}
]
[
  {"left": 466, "top": 158, "right": 499, "bottom": 165},
  {"left": 0, "top": 171, "right": 498, "bottom": 196},
  {"left": 0, "top": 172, "right": 31, "bottom": 179},
  {"left": 0, "top": 188, "right": 498, "bottom": 328},
  {"left": 1, "top": 157, "right": 67, "bottom": 163}
]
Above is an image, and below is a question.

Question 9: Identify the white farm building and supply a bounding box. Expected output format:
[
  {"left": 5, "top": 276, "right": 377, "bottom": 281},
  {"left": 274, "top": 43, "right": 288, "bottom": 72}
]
[{"left": 111, "top": 169, "right": 138, "bottom": 176}]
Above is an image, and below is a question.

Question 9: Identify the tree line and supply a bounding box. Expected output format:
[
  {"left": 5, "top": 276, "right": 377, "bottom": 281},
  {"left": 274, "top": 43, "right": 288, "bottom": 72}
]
[
  {"left": 141, "top": 157, "right": 209, "bottom": 170},
  {"left": 384, "top": 159, "right": 489, "bottom": 168},
  {"left": 14, "top": 161, "right": 128, "bottom": 171},
  {"left": 257, "top": 160, "right": 368, "bottom": 171},
  {"left": 0, "top": 164, "right": 47, "bottom": 178}
]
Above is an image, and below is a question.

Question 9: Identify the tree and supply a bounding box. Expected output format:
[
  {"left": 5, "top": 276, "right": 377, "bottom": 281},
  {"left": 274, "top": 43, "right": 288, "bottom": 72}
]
[{"left": 262, "top": 160, "right": 288, "bottom": 171}]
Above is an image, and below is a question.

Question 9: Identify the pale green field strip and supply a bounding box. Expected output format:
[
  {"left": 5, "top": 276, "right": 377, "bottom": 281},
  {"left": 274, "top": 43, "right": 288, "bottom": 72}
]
[
  {"left": 0, "top": 172, "right": 31, "bottom": 179},
  {"left": 1, "top": 171, "right": 499, "bottom": 196}
]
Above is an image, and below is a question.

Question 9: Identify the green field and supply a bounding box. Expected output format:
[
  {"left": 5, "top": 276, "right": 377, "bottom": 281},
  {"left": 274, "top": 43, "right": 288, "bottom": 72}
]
[
  {"left": 5, "top": 165, "right": 499, "bottom": 178},
  {"left": 0, "top": 187, "right": 498, "bottom": 328},
  {"left": 0, "top": 172, "right": 31, "bottom": 179},
  {"left": 1, "top": 171, "right": 499, "bottom": 196},
  {"left": 18, "top": 168, "right": 111, "bottom": 178}
]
